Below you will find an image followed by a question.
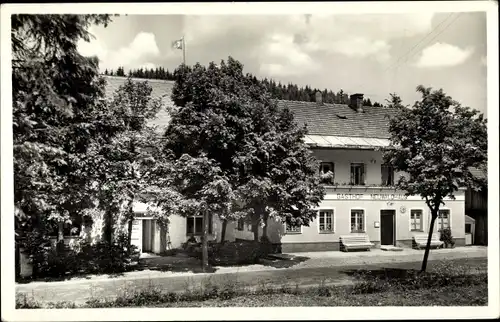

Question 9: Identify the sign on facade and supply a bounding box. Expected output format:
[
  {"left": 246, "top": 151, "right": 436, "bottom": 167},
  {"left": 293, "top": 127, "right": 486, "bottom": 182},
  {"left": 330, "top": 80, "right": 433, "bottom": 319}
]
[{"left": 335, "top": 193, "right": 408, "bottom": 200}]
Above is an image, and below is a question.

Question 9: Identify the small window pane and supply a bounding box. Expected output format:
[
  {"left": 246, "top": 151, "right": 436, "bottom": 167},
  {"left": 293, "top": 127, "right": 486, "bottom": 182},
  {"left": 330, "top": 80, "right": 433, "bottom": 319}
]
[
  {"left": 187, "top": 217, "right": 194, "bottom": 234},
  {"left": 195, "top": 217, "right": 203, "bottom": 234}
]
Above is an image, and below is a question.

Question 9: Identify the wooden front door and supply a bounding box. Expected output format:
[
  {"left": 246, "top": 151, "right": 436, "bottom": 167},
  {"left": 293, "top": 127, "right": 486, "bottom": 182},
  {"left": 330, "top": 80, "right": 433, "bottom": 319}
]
[{"left": 380, "top": 210, "right": 396, "bottom": 246}]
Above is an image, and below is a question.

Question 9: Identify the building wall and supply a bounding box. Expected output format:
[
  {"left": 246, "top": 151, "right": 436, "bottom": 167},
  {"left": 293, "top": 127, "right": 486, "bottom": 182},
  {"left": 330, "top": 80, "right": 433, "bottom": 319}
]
[
  {"left": 311, "top": 149, "right": 408, "bottom": 185},
  {"left": 132, "top": 146, "right": 468, "bottom": 253},
  {"left": 263, "top": 187, "right": 465, "bottom": 251}
]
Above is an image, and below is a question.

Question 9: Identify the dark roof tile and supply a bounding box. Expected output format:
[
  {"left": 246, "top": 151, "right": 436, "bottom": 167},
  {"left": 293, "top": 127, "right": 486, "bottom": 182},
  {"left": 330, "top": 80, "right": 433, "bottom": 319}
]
[
  {"left": 278, "top": 101, "right": 398, "bottom": 139},
  {"left": 103, "top": 76, "right": 397, "bottom": 139}
]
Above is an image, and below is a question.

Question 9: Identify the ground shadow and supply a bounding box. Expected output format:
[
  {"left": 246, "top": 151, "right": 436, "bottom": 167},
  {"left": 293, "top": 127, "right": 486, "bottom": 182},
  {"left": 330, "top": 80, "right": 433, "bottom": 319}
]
[
  {"left": 137, "top": 254, "right": 218, "bottom": 274},
  {"left": 340, "top": 267, "right": 419, "bottom": 281},
  {"left": 16, "top": 269, "right": 129, "bottom": 284},
  {"left": 258, "top": 254, "right": 310, "bottom": 268}
]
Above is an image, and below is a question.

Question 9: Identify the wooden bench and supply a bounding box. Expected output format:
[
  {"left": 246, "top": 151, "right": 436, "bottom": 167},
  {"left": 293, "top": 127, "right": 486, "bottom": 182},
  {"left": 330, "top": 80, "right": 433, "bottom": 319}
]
[
  {"left": 412, "top": 233, "right": 444, "bottom": 249},
  {"left": 339, "top": 234, "right": 374, "bottom": 252}
]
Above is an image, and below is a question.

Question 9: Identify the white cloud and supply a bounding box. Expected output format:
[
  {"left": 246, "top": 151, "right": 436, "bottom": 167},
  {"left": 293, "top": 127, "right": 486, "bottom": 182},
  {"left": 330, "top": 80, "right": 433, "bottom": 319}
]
[
  {"left": 78, "top": 32, "right": 160, "bottom": 70},
  {"left": 181, "top": 13, "right": 436, "bottom": 72},
  {"left": 415, "top": 42, "right": 474, "bottom": 68},
  {"left": 319, "top": 37, "right": 391, "bottom": 63},
  {"left": 258, "top": 33, "right": 320, "bottom": 77}
]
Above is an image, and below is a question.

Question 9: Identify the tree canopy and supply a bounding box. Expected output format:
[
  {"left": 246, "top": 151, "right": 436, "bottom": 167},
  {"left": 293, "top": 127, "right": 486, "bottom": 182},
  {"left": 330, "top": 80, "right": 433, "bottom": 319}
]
[
  {"left": 147, "top": 57, "right": 325, "bottom": 269},
  {"left": 13, "top": 14, "right": 163, "bottom": 248},
  {"left": 13, "top": 14, "right": 114, "bottom": 235},
  {"left": 383, "top": 85, "right": 487, "bottom": 271}
]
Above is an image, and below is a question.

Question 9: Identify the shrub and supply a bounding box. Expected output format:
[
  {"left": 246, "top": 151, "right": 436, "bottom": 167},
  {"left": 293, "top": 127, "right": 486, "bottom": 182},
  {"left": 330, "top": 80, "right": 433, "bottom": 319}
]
[
  {"left": 259, "top": 236, "right": 273, "bottom": 257},
  {"left": 18, "top": 230, "right": 53, "bottom": 278},
  {"left": 439, "top": 228, "right": 455, "bottom": 248},
  {"left": 19, "top": 232, "right": 140, "bottom": 279},
  {"left": 16, "top": 293, "right": 41, "bottom": 309},
  {"left": 208, "top": 240, "right": 262, "bottom": 266},
  {"left": 76, "top": 236, "right": 140, "bottom": 274}
]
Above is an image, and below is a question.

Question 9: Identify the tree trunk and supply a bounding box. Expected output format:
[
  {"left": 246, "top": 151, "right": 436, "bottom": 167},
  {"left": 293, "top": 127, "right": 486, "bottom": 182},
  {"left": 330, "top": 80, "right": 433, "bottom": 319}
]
[
  {"left": 421, "top": 212, "right": 438, "bottom": 272},
  {"left": 127, "top": 200, "right": 134, "bottom": 251},
  {"left": 57, "top": 221, "right": 64, "bottom": 242},
  {"left": 252, "top": 214, "right": 259, "bottom": 241},
  {"left": 104, "top": 210, "right": 113, "bottom": 244},
  {"left": 56, "top": 220, "right": 65, "bottom": 254},
  {"left": 262, "top": 212, "right": 269, "bottom": 240},
  {"left": 202, "top": 212, "right": 209, "bottom": 272},
  {"left": 220, "top": 219, "right": 227, "bottom": 244}
]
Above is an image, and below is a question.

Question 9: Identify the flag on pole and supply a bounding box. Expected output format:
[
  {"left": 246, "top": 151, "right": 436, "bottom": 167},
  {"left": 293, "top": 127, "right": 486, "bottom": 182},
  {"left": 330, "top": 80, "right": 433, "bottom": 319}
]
[{"left": 171, "top": 38, "right": 183, "bottom": 50}]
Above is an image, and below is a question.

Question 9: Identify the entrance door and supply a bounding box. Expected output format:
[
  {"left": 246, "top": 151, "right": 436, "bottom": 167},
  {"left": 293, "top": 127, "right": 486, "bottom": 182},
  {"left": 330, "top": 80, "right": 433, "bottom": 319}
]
[
  {"left": 142, "top": 220, "right": 153, "bottom": 252},
  {"left": 380, "top": 210, "right": 396, "bottom": 246}
]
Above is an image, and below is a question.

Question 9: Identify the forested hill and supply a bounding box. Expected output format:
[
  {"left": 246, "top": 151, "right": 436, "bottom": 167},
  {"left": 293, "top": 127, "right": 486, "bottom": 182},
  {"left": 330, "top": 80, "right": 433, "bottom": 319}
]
[{"left": 103, "top": 67, "right": 384, "bottom": 107}]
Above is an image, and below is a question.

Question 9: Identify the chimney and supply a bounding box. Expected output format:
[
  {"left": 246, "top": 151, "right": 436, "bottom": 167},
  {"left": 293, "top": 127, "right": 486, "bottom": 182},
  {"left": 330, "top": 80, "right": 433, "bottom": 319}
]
[
  {"left": 315, "top": 91, "right": 323, "bottom": 105},
  {"left": 349, "top": 93, "right": 364, "bottom": 113}
]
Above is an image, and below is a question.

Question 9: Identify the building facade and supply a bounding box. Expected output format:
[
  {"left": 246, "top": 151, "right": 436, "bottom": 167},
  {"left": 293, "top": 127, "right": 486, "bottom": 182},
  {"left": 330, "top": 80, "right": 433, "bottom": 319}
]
[{"left": 103, "top": 77, "right": 468, "bottom": 255}]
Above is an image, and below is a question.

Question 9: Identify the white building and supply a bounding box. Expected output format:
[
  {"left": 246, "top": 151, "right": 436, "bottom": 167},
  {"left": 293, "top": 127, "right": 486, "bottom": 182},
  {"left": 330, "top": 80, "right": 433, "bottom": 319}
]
[{"left": 104, "top": 76, "right": 466, "bottom": 254}]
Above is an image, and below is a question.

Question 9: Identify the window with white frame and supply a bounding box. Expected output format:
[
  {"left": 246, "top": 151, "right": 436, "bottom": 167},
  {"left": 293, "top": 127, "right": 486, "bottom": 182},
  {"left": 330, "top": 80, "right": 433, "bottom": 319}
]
[
  {"left": 350, "top": 209, "right": 365, "bottom": 233},
  {"left": 410, "top": 209, "right": 423, "bottom": 231},
  {"left": 438, "top": 210, "right": 450, "bottom": 231},
  {"left": 319, "top": 162, "right": 335, "bottom": 184},
  {"left": 186, "top": 214, "right": 213, "bottom": 235},
  {"left": 285, "top": 221, "right": 301, "bottom": 234},
  {"left": 319, "top": 210, "right": 334, "bottom": 233},
  {"left": 381, "top": 164, "right": 395, "bottom": 186},
  {"left": 350, "top": 163, "right": 366, "bottom": 185}
]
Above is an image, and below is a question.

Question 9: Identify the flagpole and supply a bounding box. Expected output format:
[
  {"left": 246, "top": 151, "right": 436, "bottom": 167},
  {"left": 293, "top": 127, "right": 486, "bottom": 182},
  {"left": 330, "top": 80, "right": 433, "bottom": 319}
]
[{"left": 182, "top": 36, "right": 186, "bottom": 65}]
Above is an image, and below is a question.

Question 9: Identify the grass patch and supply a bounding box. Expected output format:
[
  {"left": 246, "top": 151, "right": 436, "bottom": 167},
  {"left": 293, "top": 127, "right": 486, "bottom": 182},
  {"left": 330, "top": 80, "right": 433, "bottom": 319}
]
[{"left": 16, "top": 259, "right": 488, "bottom": 308}]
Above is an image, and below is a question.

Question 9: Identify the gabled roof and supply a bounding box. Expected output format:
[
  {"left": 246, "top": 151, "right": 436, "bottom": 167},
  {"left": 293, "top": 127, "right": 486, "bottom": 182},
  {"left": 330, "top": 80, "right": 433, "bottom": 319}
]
[
  {"left": 277, "top": 100, "right": 398, "bottom": 139},
  {"left": 103, "top": 76, "right": 397, "bottom": 141},
  {"left": 103, "top": 76, "right": 174, "bottom": 130}
]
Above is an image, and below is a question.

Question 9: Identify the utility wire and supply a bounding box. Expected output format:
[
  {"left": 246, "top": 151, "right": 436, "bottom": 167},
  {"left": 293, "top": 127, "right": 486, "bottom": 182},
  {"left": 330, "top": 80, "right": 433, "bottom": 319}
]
[
  {"left": 384, "top": 13, "right": 456, "bottom": 72},
  {"left": 386, "top": 13, "right": 462, "bottom": 72}
]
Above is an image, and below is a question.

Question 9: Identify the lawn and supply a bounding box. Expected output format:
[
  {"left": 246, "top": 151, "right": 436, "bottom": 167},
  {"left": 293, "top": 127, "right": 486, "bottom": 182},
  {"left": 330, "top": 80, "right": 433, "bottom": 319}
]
[
  {"left": 154, "top": 284, "right": 488, "bottom": 307},
  {"left": 17, "top": 258, "right": 488, "bottom": 308}
]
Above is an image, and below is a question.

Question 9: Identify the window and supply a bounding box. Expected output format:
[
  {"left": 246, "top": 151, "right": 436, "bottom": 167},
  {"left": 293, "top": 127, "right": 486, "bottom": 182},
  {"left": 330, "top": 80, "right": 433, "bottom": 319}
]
[
  {"left": 350, "top": 209, "right": 365, "bottom": 233},
  {"left": 237, "top": 218, "right": 251, "bottom": 231},
  {"left": 465, "top": 224, "right": 472, "bottom": 234},
  {"left": 350, "top": 163, "right": 366, "bottom": 185},
  {"left": 285, "top": 222, "right": 302, "bottom": 234},
  {"left": 48, "top": 218, "right": 82, "bottom": 237},
  {"left": 381, "top": 164, "right": 394, "bottom": 186},
  {"left": 319, "top": 210, "right": 334, "bottom": 233},
  {"left": 438, "top": 210, "right": 450, "bottom": 231},
  {"left": 319, "top": 162, "right": 335, "bottom": 184},
  {"left": 410, "top": 209, "right": 423, "bottom": 231},
  {"left": 187, "top": 215, "right": 213, "bottom": 235}
]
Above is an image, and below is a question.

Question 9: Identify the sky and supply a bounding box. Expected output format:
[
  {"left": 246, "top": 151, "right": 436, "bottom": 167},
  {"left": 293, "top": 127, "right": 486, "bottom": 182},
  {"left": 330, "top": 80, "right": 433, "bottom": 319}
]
[{"left": 78, "top": 12, "right": 488, "bottom": 115}]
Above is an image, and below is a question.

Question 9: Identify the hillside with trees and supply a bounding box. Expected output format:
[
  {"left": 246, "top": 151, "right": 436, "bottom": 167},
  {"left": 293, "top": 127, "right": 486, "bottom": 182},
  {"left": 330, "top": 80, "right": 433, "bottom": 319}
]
[{"left": 103, "top": 67, "right": 384, "bottom": 107}]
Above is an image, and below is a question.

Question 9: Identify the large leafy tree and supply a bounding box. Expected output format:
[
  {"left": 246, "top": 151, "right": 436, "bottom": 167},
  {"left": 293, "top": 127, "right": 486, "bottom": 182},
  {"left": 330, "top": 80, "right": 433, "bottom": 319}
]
[
  {"left": 383, "top": 85, "right": 487, "bottom": 272},
  {"left": 13, "top": 15, "right": 163, "bottom": 274},
  {"left": 83, "top": 78, "right": 163, "bottom": 245},
  {"left": 151, "top": 57, "right": 324, "bottom": 270},
  {"left": 152, "top": 58, "right": 254, "bottom": 270},
  {"left": 13, "top": 14, "right": 113, "bottom": 241},
  {"left": 233, "top": 84, "right": 325, "bottom": 242}
]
